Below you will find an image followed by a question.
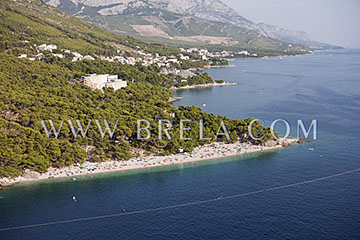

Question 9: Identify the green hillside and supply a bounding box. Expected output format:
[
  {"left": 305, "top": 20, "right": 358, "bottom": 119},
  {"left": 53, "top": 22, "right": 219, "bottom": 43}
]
[
  {"left": 0, "top": 0, "right": 181, "bottom": 56},
  {"left": 0, "top": 52, "right": 274, "bottom": 177},
  {"left": 0, "top": 0, "right": 274, "bottom": 177}
]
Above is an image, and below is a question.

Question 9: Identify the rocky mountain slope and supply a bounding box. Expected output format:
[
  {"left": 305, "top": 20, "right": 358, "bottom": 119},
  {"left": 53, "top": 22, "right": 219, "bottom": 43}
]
[
  {"left": 0, "top": 0, "right": 188, "bottom": 57},
  {"left": 45, "top": 0, "right": 318, "bottom": 52}
]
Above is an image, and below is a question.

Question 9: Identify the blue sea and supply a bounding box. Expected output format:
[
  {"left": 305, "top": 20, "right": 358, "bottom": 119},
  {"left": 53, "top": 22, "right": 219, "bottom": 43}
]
[{"left": 1, "top": 49, "right": 360, "bottom": 239}]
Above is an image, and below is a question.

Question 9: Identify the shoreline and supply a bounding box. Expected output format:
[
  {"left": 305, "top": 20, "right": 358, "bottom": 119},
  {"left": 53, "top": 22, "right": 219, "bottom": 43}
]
[
  {"left": 225, "top": 51, "right": 314, "bottom": 61},
  {"left": 169, "top": 53, "right": 311, "bottom": 92},
  {"left": 167, "top": 96, "right": 183, "bottom": 103},
  {"left": 191, "top": 64, "right": 235, "bottom": 71},
  {"left": 170, "top": 82, "right": 237, "bottom": 91},
  {"left": 0, "top": 139, "right": 300, "bottom": 187}
]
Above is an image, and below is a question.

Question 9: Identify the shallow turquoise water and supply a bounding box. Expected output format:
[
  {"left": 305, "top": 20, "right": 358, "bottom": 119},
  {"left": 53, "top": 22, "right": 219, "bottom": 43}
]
[{"left": 1, "top": 49, "right": 360, "bottom": 239}]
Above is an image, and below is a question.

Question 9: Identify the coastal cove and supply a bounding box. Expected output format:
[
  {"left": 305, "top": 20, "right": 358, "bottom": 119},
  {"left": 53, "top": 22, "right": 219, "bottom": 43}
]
[{"left": 1, "top": 49, "right": 360, "bottom": 239}]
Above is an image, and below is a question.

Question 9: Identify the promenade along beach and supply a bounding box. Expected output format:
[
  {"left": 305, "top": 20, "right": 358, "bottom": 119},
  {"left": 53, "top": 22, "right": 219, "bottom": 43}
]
[{"left": 0, "top": 138, "right": 299, "bottom": 186}]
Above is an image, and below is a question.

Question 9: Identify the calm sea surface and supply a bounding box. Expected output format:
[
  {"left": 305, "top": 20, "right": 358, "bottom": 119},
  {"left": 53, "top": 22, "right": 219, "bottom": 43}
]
[{"left": 1, "top": 49, "right": 360, "bottom": 239}]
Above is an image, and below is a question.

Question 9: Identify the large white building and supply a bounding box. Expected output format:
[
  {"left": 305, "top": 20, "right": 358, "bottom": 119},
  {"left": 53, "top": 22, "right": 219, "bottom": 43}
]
[{"left": 82, "top": 74, "right": 127, "bottom": 91}]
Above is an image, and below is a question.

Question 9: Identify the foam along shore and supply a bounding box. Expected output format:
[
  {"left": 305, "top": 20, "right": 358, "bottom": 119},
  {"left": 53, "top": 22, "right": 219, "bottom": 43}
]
[
  {"left": 170, "top": 82, "right": 237, "bottom": 91},
  {"left": 0, "top": 139, "right": 300, "bottom": 187}
]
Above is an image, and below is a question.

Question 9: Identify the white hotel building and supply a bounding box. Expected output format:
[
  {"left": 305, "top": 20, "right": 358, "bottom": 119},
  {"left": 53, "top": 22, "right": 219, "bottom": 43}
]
[{"left": 82, "top": 74, "right": 127, "bottom": 91}]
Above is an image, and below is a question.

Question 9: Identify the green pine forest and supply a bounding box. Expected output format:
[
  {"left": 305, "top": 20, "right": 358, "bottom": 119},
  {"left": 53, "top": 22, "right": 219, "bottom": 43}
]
[{"left": 0, "top": 0, "right": 276, "bottom": 177}]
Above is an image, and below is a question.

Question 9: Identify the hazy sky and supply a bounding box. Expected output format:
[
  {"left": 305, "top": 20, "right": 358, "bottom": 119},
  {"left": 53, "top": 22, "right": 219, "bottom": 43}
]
[{"left": 222, "top": 0, "right": 360, "bottom": 48}]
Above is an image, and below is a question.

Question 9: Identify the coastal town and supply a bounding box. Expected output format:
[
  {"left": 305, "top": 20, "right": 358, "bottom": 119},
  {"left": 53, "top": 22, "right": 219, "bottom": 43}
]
[
  {"left": 17, "top": 43, "right": 244, "bottom": 89},
  {"left": 17, "top": 43, "right": 259, "bottom": 67}
]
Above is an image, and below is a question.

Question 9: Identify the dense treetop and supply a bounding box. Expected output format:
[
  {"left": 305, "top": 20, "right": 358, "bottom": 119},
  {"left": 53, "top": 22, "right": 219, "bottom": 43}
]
[
  {"left": 0, "top": 0, "right": 274, "bottom": 178},
  {"left": 0, "top": 54, "right": 274, "bottom": 177}
]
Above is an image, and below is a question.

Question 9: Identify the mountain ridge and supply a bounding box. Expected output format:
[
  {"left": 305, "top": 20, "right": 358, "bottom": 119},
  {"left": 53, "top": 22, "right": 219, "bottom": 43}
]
[
  {"left": 44, "top": 0, "right": 315, "bottom": 51},
  {"left": 45, "top": 0, "right": 334, "bottom": 49}
]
